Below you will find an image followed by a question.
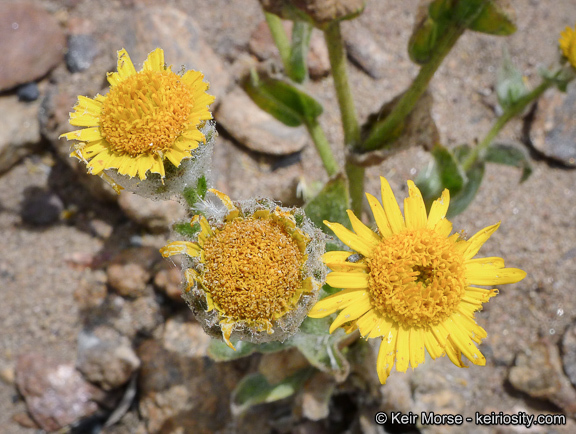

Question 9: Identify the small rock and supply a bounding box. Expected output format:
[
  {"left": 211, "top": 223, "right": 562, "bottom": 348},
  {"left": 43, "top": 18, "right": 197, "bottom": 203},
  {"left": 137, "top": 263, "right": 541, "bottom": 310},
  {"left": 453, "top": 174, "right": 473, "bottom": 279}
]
[
  {"left": 0, "top": 95, "right": 42, "bottom": 175},
  {"left": 216, "top": 87, "right": 309, "bottom": 155},
  {"left": 118, "top": 191, "right": 187, "bottom": 233},
  {"left": 77, "top": 326, "right": 140, "bottom": 391},
  {"left": 154, "top": 260, "right": 185, "bottom": 303},
  {"left": 20, "top": 187, "right": 64, "bottom": 226},
  {"left": 258, "top": 348, "right": 310, "bottom": 385},
  {"left": 84, "top": 294, "right": 163, "bottom": 340},
  {"left": 66, "top": 34, "right": 98, "bottom": 73},
  {"left": 74, "top": 270, "right": 108, "bottom": 310},
  {"left": 342, "top": 20, "right": 390, "bottom": 79},
  {"left": 0, "top": 2, "right": 66, "bottom": 91},
  {"left": 527, "top": 85, "right": 576, "bottom": 167},
  {"left": 562, "top": 322, "right": 576, "bottom": 388},
  {"left": 509, "top": 340, "right": 576, "bottom": 418},
  {"left": 133, "top": 5, "right": 231, "bottom": 104},
  {"left": 17, "top": 82, "right": 40, "bottom": 102},
  {"left": 0, "top": 365, "right": 15, "bottom": 385},
  {"left": 294, "top": 372, "right": 335, "bottom": 421},
  {"left": 137, "top": 339, "right": 243, "bottom": 433},
  {"left": 107, "top": 246, "right": 161, "bottom": 297},
  {"left": 162, "top": 316, "right": 212, "bottom": 358},
  {"left": 249, "top": 20, "right": 330, "bottom": 79},
  {"left": 15, "top": 353, "right": 101, "bottom": 432},
  {"left": 12, "top": 412, "right": 40, "bottom": 429}
]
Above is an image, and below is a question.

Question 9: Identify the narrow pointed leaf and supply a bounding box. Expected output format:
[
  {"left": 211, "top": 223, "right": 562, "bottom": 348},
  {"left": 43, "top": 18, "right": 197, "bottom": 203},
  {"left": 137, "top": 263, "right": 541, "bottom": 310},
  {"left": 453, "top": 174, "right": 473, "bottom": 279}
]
[
  {"left": 304, "top": 173, "right": 351, "bottom": 232},
  {"left": 484, "top": 143, "right": 532, "bottom": 182},
  {"left": 447, "top": 161, "right": 485, "bottom": 218}
]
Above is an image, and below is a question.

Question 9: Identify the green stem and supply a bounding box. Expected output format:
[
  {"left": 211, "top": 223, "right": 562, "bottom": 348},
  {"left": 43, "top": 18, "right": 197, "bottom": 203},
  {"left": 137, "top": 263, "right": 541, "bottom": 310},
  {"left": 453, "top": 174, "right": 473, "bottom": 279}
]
[
  {"left": 362, "top": 26, "right": 465, "bottom": 152},
  {"left": 461, "top": 79, "right": 553, "bottom": 171},
  {"left": 345, "top": 162, "right": 365, "bottom": 217},
  {"left": 324, "top": 22, "right": 360, "bottom": 147},
  {"left": 324, "top": 22, "right": 363, "bottom": 216},
  {"left": 305, "top": 118, "right": 339, "bottom": 177},
  {"left": 265, "top": 12, "right": 292, "bottom": 76}
]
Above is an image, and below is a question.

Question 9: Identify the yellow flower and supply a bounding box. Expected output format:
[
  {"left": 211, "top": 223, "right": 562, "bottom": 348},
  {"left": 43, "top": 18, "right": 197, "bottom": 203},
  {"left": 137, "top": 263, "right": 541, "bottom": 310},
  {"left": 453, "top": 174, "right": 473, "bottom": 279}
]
[
  {"left": 309, "top": 177, "right": 526, "bottom": 384},
  {"left": 160, "top": 189, "right": 324, "bottom": 349},
  {"left": 559, "top": 24, "right": 576, "bottom": 68},
  {"left": 61, "top": 48, "right": 215, "bottom": 189}
]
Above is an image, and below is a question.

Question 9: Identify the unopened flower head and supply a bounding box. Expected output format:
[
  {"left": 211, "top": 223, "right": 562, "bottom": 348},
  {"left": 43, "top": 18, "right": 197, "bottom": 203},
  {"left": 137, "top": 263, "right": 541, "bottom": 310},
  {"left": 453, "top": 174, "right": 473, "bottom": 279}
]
[
  {"left": 559, "top": 23, "right": 576, "bottom": 68},
  {"left": 160, "top": 189, "right": 325, "bottom": 349},
  {"left": 61, "top": 48, "right": 215, "bottom": 193},
  {"left": 309, "top": 177, "right": 526, "bottom": 384}
]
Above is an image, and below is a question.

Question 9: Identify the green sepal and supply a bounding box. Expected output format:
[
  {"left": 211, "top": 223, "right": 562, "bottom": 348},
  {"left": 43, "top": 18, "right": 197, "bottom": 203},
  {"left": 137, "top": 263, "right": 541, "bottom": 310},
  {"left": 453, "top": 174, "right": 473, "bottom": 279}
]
[
  {"left": 496, "top": 48, "right": 528, "bottom": 110},
  {"left": 243, "top": 70, "right": 323, "bottom": 127},
  {"left": 467, "top": 0, "right": 516, "bottom": 35},
  {"left": 231, "top": 368, "right": 314, "bottom": 414},
  {"left": 172, "top": 220, "right": 201, "bottom": 238},
  {"left": 484, "top": 143, "right": 532, "bottom": 182},
  {"left": 289, "top": 21, "right": 312, "bottom": 83},
  {"left": 207, "top": 339, "right": 287, "bottom": 362},
  {"left": 182, "top": 175, "right": 209, "bottom": 208},
  {"left": 304, "top": 173, "right": 351, "bottom": 232},
  {"left": 415, "top": 144, "right": 466, "bottom": 210}
]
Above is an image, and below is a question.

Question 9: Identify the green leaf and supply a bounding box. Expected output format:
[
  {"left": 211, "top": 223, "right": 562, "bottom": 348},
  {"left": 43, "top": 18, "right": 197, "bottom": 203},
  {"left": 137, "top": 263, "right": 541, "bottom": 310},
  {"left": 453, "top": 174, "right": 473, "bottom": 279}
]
[
  {"left": 207, "top": 339, "right": 286, "bottom": 362},
  {"left": 408, "top": 18, "right": 443, "bottom": 65},
  {"left": 288, "top": 317, "right": 350, "bottom": 382},
  {"left": 289, "top": 21, "right": 312, "bottom": 83},
  {"left": 484, "top": 143, "right": 532, "bottom": 182},
  {"left": 415, "top": 144, "right": 466, "bottom": 209},
  {"left": 467, "top": 0, "right": 516, "bottom": 35},
  {"left": 243, "top": 70, "right": 323, "bottom": 127},
  {"left": 304, "top": 173, "right": 351, "bottom": 232},
  {"left": 539, "top": 66, "right": 576, "bottom": 93},
  {"left": 496, "top": 48, "right": 528, "bottom": 110},
  {"left": 231, "top": 368, "right": 313, "bottom": 414},
  {"left": 446, "top": 162, "right": 485, "bottom": 218}
]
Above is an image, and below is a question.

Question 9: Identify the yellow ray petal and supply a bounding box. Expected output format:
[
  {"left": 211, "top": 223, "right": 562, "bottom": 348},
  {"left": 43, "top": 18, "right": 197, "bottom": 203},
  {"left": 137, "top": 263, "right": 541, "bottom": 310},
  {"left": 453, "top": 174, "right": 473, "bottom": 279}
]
[
  {"left": 323, "top": 221, "right": 375, "bottom": 258},
  {"left": 404, "top": 180, "right": 427, "bottom": 230},
  {"left": 367, "top": 315, "right": 395, "bottom": 339},
  {"left": 326, "top": 272, "right": 369, "bottom": 289},
  {"left": 453, "top": 310, "right": 487, "bottom": 343},
  {"left": 444, "top": 336, "right": 466, "bottom": 368},
  {"left": 395, "top": 326, "right": 410, "bottom": 373},
  {"left": 220, "top": 322, "right": 236, "bottom": 350},
  {"left": 160, "top": 241, "right": 201, "bottom": 258},
  {"left": 191, "top": 215, "right": 213, "bottom": 237},
  {"left": 308, "top": 289, "right": 368, "bottom": 317},
  {"left": 466, "top": 266, "right": 526, "bottom": 286},
  {"left": 355, "top": 309, "right": 380, "bottom": 337},
  {"left": 380, "top": 177, "right": 405, "bottom": 234},
  {"left": 366, "top": 193, "right": 393, "bottom": 238},
  {"left": 346, "top": 210, "right": 381, "bottom": 245},
  {"left": 427, "top": 189, "right": 450, "bottom": 229},
  {"left": 376, "top": 325, "right": 399, "bottom": 384},
  {"left": 463, "top": 222, "right": 500, "bottom": 260},
  {"left": 442, "top": 317, "right": 485, "bottom": 366},
  {"left": 409, "top": 327, "right": 426, "bottom": 369},
  {"left": 143, "top": 48, "right": 165, "bottom": 71},
  {"left": 435, "top": 218, "right": 453, "bottom": 238},
  {"left": 109, "top": 48, "right": 137, "bottom": 85},
  {"left": 423, "top": 329, "right": 445, "bottom": 359},
  {"left": 322, "top": 251, "right": 354, "bottom": 263},
  {"left": 462, "top": 287, "right": 498, "bottom": 305},
  {"left": 329, "top": 295, "right": 373, "bottom": 333},
  {"left": 324, "top": 261, "right": 368, "bottom": 273},
  {"left": 62, "top": 126, "right": 103, "bottom": 142}
]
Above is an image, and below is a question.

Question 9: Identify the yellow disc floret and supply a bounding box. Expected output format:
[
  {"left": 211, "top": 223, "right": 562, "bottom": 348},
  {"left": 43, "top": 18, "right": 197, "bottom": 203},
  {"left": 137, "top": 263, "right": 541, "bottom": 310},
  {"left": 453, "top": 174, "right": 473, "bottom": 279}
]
[
  {"left": 368, "top": 228, "right": 467, "bottom": 327},
  {"left": 202, "top": 218, "right": 305, "bottom": 321},
  {"left": 100, "top": 70, "right": 194, "bottom": 156}
]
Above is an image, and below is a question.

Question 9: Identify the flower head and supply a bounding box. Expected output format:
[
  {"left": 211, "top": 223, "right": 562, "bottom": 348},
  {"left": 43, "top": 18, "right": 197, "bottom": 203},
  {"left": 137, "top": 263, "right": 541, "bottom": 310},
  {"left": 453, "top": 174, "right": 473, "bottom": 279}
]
[
  {"left": 61, "top": 48, "right": 215, "bottom": 192},
  {"left": 559, "top": 23, "right": 576, "bottom": 68},
  {"left": 160, "top": 190, "right": 325, "bottom": 349},
  {"left": 309, "top": 177, "right": 526, "bottom": 384}
]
